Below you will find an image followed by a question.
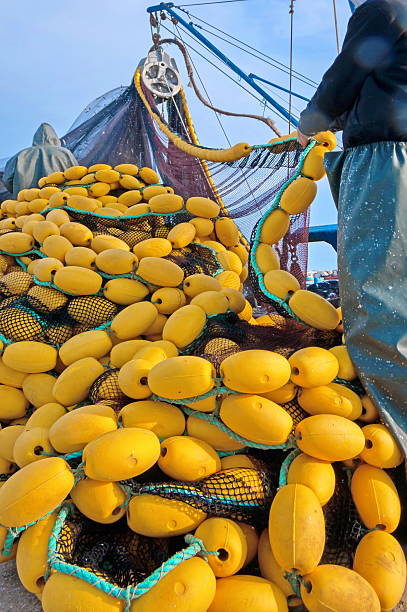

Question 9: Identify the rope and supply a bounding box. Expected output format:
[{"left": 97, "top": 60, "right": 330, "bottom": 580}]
[
  {"left": 156, "top": 37, "right": 281, "bottom": 136},
  {"left": 288, "top": 0, "right": 295, "bottom": 138},
  {"left": 46, "top": 502, "right": 217, "bottom": 603},
  {"left": 332, "top": 0, "right": 341, "bottom": 54},
  {"left": 178, "top": 9, "right": 319, "bottom": 87},
  {"left": 172, "top": 25, "right": 265, "bottom": 231},
  {"left": 278, "top": 448, "right": 302, "bottom": 488},
  {"left": 249, "top": 138, "right": 319, "bottom": 327},
  {"left": 159, "top": 20, "right": 290, "bottom": 124}
]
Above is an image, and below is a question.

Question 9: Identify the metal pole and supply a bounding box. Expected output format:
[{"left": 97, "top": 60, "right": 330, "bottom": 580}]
[
  {"left": 147, "top": 3, "right": 299, "bottom": 126},
  {"left": 248, "top": 73, "right": 310, "bottom": 102}
]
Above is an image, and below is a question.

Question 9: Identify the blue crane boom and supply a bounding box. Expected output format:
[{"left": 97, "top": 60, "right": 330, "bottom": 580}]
[{"left": 147, "top": 2, "right": 299, "bottom": 126}]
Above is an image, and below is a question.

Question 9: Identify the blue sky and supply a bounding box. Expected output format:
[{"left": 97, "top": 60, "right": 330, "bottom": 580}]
[{"left": 0, "top": 0, "right": 352, "bottom": 269}]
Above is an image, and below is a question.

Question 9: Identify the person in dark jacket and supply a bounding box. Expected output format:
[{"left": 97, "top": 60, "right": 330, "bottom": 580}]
[
  {"left": 298, "top": 0, "right": 407, "bottom": 455},
  {"left": 3, "top": 123, "right": 77, "bottom": 197}
]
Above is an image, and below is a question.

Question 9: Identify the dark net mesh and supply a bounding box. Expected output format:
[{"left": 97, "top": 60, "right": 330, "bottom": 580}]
[
  {"left": 61, "top": 78, "right": 309, "bottom": 288},
  {"left": 89, "top": 368, "right": 128, "bottom": 409},
  {"left": 322, "top": 466, "right": 365, "bottom": 568},
  {"left": 60, "top": 209, "right": 222, "bottom": 278},
  {"left": 56, "top": 511, "right": 173, "bottom": 588},
  {"left": 188, "top": 312, "right": 340, "bottom": 367},
  {"left": 123, "top": 466, "right": 277, "bottom": 528}
]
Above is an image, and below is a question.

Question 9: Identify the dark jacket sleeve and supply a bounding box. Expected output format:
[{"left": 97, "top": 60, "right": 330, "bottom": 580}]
[{"left": 298, "top": 1, "right": 397, "bottom": 136}]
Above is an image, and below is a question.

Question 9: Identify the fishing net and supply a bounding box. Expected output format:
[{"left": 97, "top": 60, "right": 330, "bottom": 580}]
[
  {"left": 61, "top": 79, "right": 310, "bottom": 288},
  {"left": 124, "top": 466, "right": 276, "bottom": 528}
]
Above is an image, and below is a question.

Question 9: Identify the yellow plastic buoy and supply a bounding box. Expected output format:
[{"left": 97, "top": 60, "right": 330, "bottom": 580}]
[
  {"left": 83, "top": 427, "right": 160, "bottom": 481},
  {"left": 220, "top": 455, "right": 257, "bottom": 470},
  {"left": 220, "top": 394, "right": 292, "bottom": 446},
  {"left": 191, "top": 291, "right": 229, "bottom": 316},
  {"left": 359, "top": 395, "right": 379, "bottom": 423},
  {"left": 254, "top": 243, "right": 280, "bottom": 274},
  {"left": 288, "top": 290, "right": 340, "bottom": 330},
  {"left": 298, "top": 383, "right": 362, "bottom": 420},
  {"left": 22, "top": 373, "right": 57, "bottom": 408},
  {"left": 13, "top": 427, "right": 53, "bottom": 467},
  {"left": 163, "top": 304, "right": 207, "bottom": 349},
  {"left": 119, "top": 400, "right": 185, "bottom": 439},
  {"left": 261, "top": 382, "right": 297, "bottom": 404},
  {"left": 103, "top": 278, "right": 150, "bottom": 306},
  {"left": 208, "top": 575, "right": 288, "bottom": 612},
  {"left": 186, "top": 395, "right": 217, "bottom": 413},
  {"left": 151, "top": 287, "right": 186, "bottom": 314},
  {"left": 187, "top": 415, "right": 245, "bottom": 451},
  {"left": 2, "top": 341, "right": 57, "bottom": 373},
  {"left": 300, "top": 565, "right": 380, "bottom": 612},
  {"left": 268, "top": 484, "right": 325, "bottom": 575},
  {"left": 42, "top": 573, "right": 123, "bottom": 612},
  {"left": 110, "top": 301, "right": 158, "bottom": 340},
  {"left": 127, "top": 494, "right": 207, "bottom": 537},
  {"left": 117, "top": 359, "right": 152, "bottom": 399},
  {"left": 52, "top": 357, "right": 105, "bottom": 405},
  {"left": 259, "top": 209, "right": 290, "bottom": 245},
  {"left": 16, "top": 512, "right": 58, "bottom": 594},
  {"left": 158, "top": 436, "right": 221, "bottom": 481},
  {"left": 109, "top": 339, "right": 151, "bottom": 368},
  {"left": 133, "top": 237, "right": 172, "bottom": 259},
  {"left": 24, "top": 403, "right": 66, "bottom": 431},
  {"left": 195, "top": 518, "right": 247, "bottom": 577},
  {"left": 0, "top": 457, "right": 74, "bottom": 527},
  {"left": 0, "top": 425, "right": 24, "bottom": 462},
  {"left": 70, "top": 478, "right": 126, "bottom": 524},
  {"left": 131, "top": 557, "right": 216, "bottom": 611},
  {"left": 186, "top": 196, "right": 220, "bottom": 218},
  {"left": 263, "top": 269, "right": 300, "bottom": 300},
  {"left": 353, "top": 530, "right": 406, "bottom": 611},
  {"left": 351, "top": 464, "right": 401, "bottom": 533},
  {"left": 59, "top": 329, "right": 112, "bottom": 366},
  {"left": 288, "top": 346, "right": 339, "bottom": 388},
  {"left": 280, "top": 176, "right": 317, "bottom": 215},
  {"left": 0, "top": 385, "right": 29, "bottom": 420},
  {"left": 328, "top": 345, "right": 357, "bottom": 380},
  {"left": 258, "top": 529, "right": 299, "bottom": 603},
  {"left": 148, "top": 356, "right": 215, "bottom": 400},
  {"left": 359, "top": 423, "right": 404, "bottom": 468},
  {"left": 49, "top": 404, "right": 117, "bottom": 454},
  {"left": 287, "top": 453, "right": 335, "bottom": 506},
  {"left": 238, "top": 522, "right": 259, "bottom": 566},
  {"left": 296, "top": 415, "right": 365, "bottom": 461},
  {"left": 183, "top": 273, "right": 222, "bottom": 297},
  {"left": 220, "top": 350, "right": 291, "bottom": 393}
]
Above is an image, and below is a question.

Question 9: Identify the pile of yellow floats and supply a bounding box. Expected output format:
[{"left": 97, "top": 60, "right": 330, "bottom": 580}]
[{"left": 0, "top": 161, "right": 404, "bottom": 612}]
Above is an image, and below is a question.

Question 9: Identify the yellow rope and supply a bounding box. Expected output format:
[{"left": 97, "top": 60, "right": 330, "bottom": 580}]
[
  {"left": 134, "top": 69, "right": 251, "bottom": 163},
  {"left": 178, "top": 86, "right": 250, "bottom": 250}
]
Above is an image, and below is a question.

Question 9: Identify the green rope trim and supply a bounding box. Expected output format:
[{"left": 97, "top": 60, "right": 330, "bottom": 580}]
[
  {"left": 278, "top": 448, "right": 302, "bottom": 488},
  {"left": 284, "top": 568, "right": 303, "bottom": 598},
  {"left": 0, "top": 248, "right": 44, "bottom": 259},
  {"left": 47, "top": 503, "right": 216, "bottom": 604},
  {"left": 250, "top": 136, "right": 299, "bottom": 150},
  {"left": 32, "top": 274, "right": 104, "bottom": 297},
  {"left": 1, "top": 505, "right": 63, "bottom": 557},
  {"left": 150, "top": 381, "right": 236, "bottom": 406},
  {"left": 250, "top": 139, "right": 317, "bottom": 327}
]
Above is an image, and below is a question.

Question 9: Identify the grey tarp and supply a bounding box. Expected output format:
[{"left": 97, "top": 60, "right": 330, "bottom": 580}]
[
  {"left": 3, "top": 123, "right": 77, "bottom": 197},
  {"left": 325, "top": 141, "right": 407, "bottom": 457}
]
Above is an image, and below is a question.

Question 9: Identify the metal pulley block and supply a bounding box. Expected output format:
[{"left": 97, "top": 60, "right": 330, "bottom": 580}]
[{"left": 142, "top": 47, "right": 181, "bottom": 100}]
